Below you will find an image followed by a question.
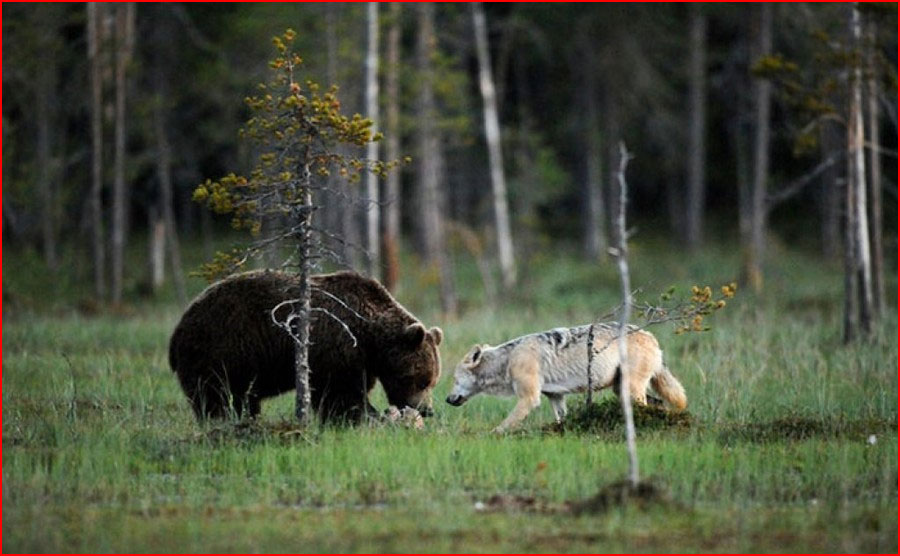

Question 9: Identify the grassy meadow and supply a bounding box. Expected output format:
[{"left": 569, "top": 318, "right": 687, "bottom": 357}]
[{"left": 2, "top": 237, "right": 897, "bottom": 552}]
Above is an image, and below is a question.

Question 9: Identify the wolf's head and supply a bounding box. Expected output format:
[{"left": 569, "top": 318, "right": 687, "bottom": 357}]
[{"left": 445, "top": 343, "right": 502, "bottom": 406}]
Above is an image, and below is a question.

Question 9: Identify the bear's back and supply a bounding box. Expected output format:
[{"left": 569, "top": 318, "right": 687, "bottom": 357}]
[{"left": 310, "top": 271, "right": 418, "bottom": 335}]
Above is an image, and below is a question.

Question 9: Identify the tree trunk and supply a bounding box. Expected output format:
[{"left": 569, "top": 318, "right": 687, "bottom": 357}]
[
  {"left": 818, "top": 122, "right": 842, "bottom": 260},
  {"left": 149, "top": 208, "right": 165, "bottom": 291},
  {"left": 746, "top": 3, "right": 772, "bottom": 293},
  {"left": 843, "top": 154, "right": 859, "bottom": 342},
  {"left": 382, "top": 2, "right": 402, "bottom": 291},
  {"left": 35, "top": 4, "right": 61, "bottom": 270},
  {"left": 87, "top": 3, "right": 106, "bottom": 301},
  {"left": 416, "top": 3, "right": 439, "bottom": 260},
  {"left": 416, "top": 3, "right": 457, "bottom": 316},
  {"left": 152, "top": 20, "right": 188, "bottom": 307},
  {"left": 604, "top": 85, "right": 621, "bottom": 246},
  {"left": 321, "top": 4, "right": 339, "bottom": 257},
  {"left": 294, "top": 170, "right": 314, "bottom": 425},
  {"left": 613, "top": 143, "right": 639, "bottom": 488},
  {"left": 472, "top": 2, "right": 516, "bottom": 288},
  {"left": 578, "top": 29, "right": 606, "bottom": 261},
  {"left": 364, "top": 2, "right": 381, "bottom": 278},
  {"left": 848, "top": 6, "right": 874, "bottom": 337},
  {"left": 324, "top": 5, "right": 358, "bottom": 268},
  {"left": 734, "top": 106, "right": 752, "bottom": 272},
  {"left": 866, "top": 17, "right": 884, "bottom": 317},
  {"left": 36, "top": 43, "right": 57, "bottom": 270},
  {"left": 685, "top": 7, "right": 708, "bottom": 250},
  {"left": 111, "top": 4, "right": 135, "bottom": 305},
  {"left": 435, "top": 148, "right": 458, "bottom": 317}
]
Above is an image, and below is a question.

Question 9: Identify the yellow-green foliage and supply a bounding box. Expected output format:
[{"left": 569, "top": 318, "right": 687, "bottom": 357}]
[
  {"left": 637, "top": 282, "right": 737, "bottom": 335},
  {"left": 191, "top": 29, "right": 406, "bottom": 282}
]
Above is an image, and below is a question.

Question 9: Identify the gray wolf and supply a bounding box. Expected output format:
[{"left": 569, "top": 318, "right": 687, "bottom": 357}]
[{"left": 446, "top": 323, "right": 686, "bottom": 432}]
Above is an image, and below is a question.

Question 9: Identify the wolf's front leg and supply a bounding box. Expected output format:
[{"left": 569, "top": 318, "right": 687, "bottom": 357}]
[
  {"left": 493, "top": 394, "right": 541, "bottom": 433},
  {"left": 493, "top": 346, "right": 542, "bottom": 433}
]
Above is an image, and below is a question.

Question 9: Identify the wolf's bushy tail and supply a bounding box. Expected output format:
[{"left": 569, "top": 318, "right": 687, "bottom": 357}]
[{"left": 650, "top": 365, "right": 687, "bottom": 411}]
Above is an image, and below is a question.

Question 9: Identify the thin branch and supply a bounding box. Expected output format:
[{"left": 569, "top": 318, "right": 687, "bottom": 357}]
[
  {"left": 310, "top": 286, "right": 372, "bottom": 323},
  {"left": 311, "top": 307, "right": 358, "bottom": 347},
  {"left": 310, "top": 225, "right": 370, "bottom": 255},
  {"left": 864, "top": 141, "right": 897, "bottom": 158},
  {"left": 168, "top": 5, "right": 222, "bottom": 56},
  {"left": 766, "top": 151, "right": 844, "bottom": 207}
]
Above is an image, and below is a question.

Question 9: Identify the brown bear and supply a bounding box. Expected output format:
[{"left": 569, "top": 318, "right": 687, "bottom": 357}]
[{"left": 168, "top": 270, "right": 443, "bottom": 423}]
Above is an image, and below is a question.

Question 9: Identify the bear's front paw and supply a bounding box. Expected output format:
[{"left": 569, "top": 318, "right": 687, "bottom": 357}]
[{"left": 383, "top": 405, "right": 425, "bottom": 430}]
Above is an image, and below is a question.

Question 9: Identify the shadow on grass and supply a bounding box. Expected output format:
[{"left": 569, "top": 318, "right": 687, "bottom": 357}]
[
  {"left": 473, "top": 478, "right": 677, "bottom": 515},
  {"left": 195, "top": 419, "right": 319, "bottom": 446},
  {"left": 716, "top": 415, "right": 896, "bottom": 445},
  {"left": 194, "top": 409, "right": 425, "bottom": 446},
  {"left": 541, "top": 397, "right": 895, "bottom": 445},
  {"left": 542, "top": 397, "right": 693, "bottom": 436}
]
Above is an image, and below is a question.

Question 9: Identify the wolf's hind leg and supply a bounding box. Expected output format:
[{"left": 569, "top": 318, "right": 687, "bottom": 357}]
[
  {"left": 546, "top": 393, "right": 567, "bottom": 423},
  {"left": 610, "top": 365, "right": 649, "bottom": 406}
]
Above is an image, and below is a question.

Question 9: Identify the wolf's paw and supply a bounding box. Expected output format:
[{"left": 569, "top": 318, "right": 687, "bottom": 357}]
[{"left": 491, "top": 426, "right": 507, "bottom": 434}]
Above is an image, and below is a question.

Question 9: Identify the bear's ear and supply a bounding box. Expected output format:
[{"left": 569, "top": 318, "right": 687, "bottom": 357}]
[
  {"left": 429, "top": 326, "right": 443, "bottom": 346},
  {"left": 402, "top": 323, "right": 426, "bottom": 347}
]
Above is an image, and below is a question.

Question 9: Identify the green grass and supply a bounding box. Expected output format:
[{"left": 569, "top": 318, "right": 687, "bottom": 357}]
[{"left": 3, "top": 239, "right": 897, "bottom": 552}]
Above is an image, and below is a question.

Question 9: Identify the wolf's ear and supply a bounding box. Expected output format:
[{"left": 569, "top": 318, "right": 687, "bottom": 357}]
[
  {"left": 402, "top": 323, "right": 427, "bottom": 347},
  {"left": 466, "top": 344, "right": 483, "bottom": 366},
  {"left": 429, "top": 326, "right": 443, "bottom": 346}
]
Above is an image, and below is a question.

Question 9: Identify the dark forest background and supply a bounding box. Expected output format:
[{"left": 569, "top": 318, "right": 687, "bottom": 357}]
[{"left": 2, "top": 3, "right": 897, "bottom": 330}]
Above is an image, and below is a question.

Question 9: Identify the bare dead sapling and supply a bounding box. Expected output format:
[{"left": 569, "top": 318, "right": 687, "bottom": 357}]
[{"left": 583, "top": 143, "right": 738, "bottom": 492}]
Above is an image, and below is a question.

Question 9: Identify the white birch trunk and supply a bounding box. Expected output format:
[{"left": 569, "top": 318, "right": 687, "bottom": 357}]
[
  {"left": 365, "top": 2, "right": 381, "bottom": 277},
  {"left": 865, "top": 17, "right": 884, "bottom": 316},
  {"left": 850, "top": 6, "right": 873, "bottom": 334},
  {"left": 382, "top": 2, "right": 402, "bottom": 291},
  {"left": 472, "top": 2, "right": 516, "bottom": 288},
  {"left": 149, "top": 210, "right": 165, "bottom": 290}
]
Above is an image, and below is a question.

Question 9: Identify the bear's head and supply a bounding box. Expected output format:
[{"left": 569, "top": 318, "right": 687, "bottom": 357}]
[{"left": 377, "top": 323, "right": 443, "bottom": 416}]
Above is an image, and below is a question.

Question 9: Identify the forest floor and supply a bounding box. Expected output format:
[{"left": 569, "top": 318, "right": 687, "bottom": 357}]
[{"left": 3, "top": 238, "right": 897, "bottom": 552}]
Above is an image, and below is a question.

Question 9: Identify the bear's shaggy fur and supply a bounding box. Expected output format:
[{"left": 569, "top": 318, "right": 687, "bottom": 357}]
[{"left": 168, "top": 270, "right": 443, "bottom": 422}]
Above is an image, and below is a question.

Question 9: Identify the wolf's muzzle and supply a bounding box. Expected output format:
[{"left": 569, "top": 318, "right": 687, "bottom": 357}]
[{"left": 445, "top": 394, "right": 466, "bottom": 406}]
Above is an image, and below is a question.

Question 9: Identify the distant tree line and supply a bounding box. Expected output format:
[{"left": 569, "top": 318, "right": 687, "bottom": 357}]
[{"left": 2, "top": 3, "right": 896, "bottom": 338}]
